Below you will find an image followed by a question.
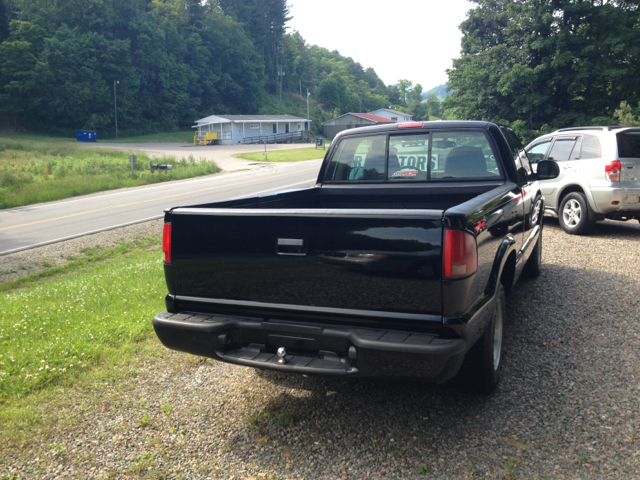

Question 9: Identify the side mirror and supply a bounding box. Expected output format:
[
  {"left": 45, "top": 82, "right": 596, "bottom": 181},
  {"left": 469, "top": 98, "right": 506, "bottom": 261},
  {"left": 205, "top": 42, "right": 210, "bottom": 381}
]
[{"left": 536, "top": 160, "right": 560, "bottom": 180}]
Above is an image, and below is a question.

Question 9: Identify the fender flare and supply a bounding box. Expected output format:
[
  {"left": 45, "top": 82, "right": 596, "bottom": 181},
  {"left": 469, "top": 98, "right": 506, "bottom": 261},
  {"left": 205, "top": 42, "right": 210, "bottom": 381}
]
[{"left": 484, "top": 234, "right": 517, "bottom": 297}]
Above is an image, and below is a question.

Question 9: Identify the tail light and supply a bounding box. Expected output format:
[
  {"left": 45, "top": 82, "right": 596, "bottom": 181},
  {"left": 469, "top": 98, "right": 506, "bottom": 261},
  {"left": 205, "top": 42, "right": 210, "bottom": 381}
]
[
  {"left": 605, "top": 160, "right": 621, "bottom": 182},
  {"left": 443, "top": 229, "right": 477, "bottom": 279},
  {"left": 162, "top": 223, "right": 172, "bottom": 264}
]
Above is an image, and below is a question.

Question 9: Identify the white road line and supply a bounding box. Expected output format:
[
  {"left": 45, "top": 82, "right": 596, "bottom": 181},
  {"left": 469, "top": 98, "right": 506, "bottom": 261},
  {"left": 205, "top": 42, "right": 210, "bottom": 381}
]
[{"left": 0, "top": 215, "right": 165, "bottom": 256}]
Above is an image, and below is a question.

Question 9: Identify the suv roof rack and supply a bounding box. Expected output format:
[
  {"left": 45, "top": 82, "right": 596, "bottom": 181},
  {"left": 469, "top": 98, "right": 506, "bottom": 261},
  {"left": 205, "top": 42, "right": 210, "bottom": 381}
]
[
  {"left": 556, "top": 126, "right": 608, "bottom": 132},
  {"left": 556, "top": 126, "right": 638, "bottom": 133}
]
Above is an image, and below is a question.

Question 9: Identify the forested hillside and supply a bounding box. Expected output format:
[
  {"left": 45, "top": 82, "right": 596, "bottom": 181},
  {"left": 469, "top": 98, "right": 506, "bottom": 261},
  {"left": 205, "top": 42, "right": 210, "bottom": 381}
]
[
  {"left": 444, "top": 0, "right": 640, "bottom": 140},
  {"left": 0, "top": 0, "right": 419, "bottom": 137},
  {"left": 3, "top": 0, "right": 636, "bottom": 141}
]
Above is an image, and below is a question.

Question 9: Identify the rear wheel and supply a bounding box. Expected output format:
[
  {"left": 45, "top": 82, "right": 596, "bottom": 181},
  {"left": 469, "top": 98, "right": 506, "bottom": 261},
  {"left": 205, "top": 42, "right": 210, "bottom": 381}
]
[
  {"left": 465, "top": 283, "right": 506, "bottom": 394},
  {"left": 522, "top": 231, "right": 542, "bottom": 278},
  {"left": 559, "top": 192, "right": 595, "bottom": 235}
]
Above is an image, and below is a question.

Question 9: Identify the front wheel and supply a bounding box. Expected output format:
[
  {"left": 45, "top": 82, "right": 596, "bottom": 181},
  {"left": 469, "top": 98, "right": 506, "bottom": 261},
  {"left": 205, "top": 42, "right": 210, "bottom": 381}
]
[
  {"left": 464, "top": 283, "right": 506, "bottom": 394},
  {"left": 559, "top": 192, "right": 595, "bottom": 235},
  {"left": 530, "top": 195, "right": 543, "bottom": 227}
]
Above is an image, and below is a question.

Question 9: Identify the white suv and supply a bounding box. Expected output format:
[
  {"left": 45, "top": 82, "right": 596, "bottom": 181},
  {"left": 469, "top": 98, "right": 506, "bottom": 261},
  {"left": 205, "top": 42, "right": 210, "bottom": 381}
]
[{"left": 525, "top": 126, "right": 640, "bottom": 234}]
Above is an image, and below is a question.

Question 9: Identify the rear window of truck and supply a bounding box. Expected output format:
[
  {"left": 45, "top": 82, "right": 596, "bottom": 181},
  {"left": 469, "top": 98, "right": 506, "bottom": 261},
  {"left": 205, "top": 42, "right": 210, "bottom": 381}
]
[{"left": 325, "top": 131, "right": 501, "bottom": 182}]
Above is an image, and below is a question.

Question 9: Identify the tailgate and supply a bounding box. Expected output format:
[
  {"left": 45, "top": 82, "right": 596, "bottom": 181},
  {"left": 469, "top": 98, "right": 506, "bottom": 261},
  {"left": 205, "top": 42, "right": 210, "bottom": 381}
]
[{"left": 168, "top": 208, "right": 444, "bottom": 320}]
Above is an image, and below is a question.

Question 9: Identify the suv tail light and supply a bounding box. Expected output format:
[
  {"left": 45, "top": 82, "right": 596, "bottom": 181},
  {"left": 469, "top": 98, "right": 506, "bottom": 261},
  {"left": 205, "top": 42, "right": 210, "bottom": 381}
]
[
  {"left": 605, "top": 160, "right": 621, "bottom": 182},
  {"left": 162, "top": 223, "right": 172, "bottom": 264},
  {"left": 443, "top": 229, "right": 478, "bottom": 279}
]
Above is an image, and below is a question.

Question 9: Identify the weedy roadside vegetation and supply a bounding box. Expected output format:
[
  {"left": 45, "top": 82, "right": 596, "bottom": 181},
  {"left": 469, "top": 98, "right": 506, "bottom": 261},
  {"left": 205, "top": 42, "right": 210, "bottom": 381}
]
[
  {"left": 0, "top": 241, "right": 166, "bottom": 400},
  {"left": 235, "top": 146, "right": 326, "bottom": 163},
  {"left": 0, "top": 138, "right": 220, "bottom": 208}
]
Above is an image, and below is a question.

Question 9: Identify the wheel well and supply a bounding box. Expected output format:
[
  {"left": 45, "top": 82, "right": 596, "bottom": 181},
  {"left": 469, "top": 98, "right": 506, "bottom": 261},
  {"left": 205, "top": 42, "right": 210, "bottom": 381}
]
[
  {"left": 557, "top": 185, "right": 585, "bottom": 209},
  {"left": 500, "top": 251, "right": 516, "bottom": 297}
]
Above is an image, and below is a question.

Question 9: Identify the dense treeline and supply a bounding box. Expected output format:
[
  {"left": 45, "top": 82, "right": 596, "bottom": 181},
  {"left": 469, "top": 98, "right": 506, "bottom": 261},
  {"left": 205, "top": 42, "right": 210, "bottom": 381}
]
[
  {"left": 444, "top": 0, "right": 640, "bottom": 141},
  {"left": 0, "top": 0, "right": 422, "bottom": 137}
]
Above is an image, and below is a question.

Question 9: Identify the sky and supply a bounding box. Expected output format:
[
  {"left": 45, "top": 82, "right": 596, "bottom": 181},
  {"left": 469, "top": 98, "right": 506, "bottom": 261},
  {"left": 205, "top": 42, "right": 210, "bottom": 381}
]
[{"left": 286, "top": 0, "right": 475, "bottom": 91}]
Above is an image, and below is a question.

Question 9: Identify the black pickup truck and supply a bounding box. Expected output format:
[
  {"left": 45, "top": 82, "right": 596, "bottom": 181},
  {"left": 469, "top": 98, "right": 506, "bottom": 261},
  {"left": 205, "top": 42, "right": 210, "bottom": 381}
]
[{"left": 153, "top": 121, "right": 559, "bottom": 393}]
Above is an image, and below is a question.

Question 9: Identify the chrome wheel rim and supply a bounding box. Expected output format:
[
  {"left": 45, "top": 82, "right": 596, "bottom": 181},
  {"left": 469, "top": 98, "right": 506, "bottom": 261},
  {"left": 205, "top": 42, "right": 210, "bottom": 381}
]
[
  {"left": 562, "top": 199, "right": 582, "bottom": 228},
  {"left": 493, "top": 300, "right": 504, "bottom": 370},
  {"left": 531, "top": 199, "right": 542, "bottom": 225}
]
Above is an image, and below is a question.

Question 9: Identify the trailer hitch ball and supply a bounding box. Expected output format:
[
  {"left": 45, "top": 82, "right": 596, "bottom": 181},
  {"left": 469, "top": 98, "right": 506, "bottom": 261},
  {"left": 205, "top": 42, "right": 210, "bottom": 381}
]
[{"left": 277, "top": 347, "right": 288, "bottom": 364}]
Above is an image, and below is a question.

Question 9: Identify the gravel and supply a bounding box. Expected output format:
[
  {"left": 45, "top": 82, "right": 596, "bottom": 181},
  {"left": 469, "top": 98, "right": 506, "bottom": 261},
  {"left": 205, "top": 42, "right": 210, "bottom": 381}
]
[{"left": 1, "top": 217, "right": 640, "bottom": 479}]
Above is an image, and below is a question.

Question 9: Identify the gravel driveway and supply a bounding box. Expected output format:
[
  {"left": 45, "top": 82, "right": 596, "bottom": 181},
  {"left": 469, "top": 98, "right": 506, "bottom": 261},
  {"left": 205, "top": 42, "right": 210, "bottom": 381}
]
[{"left": 1, "top": 217, "right": 639, "bottom": 479}]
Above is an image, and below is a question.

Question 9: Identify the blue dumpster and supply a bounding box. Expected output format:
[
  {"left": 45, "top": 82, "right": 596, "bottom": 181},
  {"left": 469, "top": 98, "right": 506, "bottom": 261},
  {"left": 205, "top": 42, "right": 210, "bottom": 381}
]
[{"left": 77, "top": 130, "right": 97, "bottom": 142}]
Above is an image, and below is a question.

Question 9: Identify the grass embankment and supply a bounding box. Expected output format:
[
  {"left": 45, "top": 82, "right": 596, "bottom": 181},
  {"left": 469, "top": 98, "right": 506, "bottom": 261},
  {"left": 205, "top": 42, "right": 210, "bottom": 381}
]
[
  {"left": 0, "top": 238, "right": 165, "bottom": 402},
  {"left": 235, "top": 146, "right": 327, "bottom": 162},
  {"left": 0, "top": 138, "right": 220, "bottom": 209}
]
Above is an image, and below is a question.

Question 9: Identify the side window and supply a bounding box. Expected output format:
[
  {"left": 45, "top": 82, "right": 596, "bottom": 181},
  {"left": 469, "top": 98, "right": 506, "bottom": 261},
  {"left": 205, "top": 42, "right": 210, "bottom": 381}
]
[
  {"left": 548, "top": 137, "right": 578, "bottom": 161},
  {"left": 325, "top": 135, "right": 387, "bottom": 181},
  {"left": 433, "top": 131, "right": 501, "bottom": 179},
  {"left": 570, "top": 137, "right": 582, "bottom": 160},
  {"left": 526, "top": 140, "right": 551, "bottom": 163},
  {"left": 581, "top": 135, "right": 603, "bottom": 159},
  {"left": 500, "top": 125, "right": 533, "bottom": 172}
]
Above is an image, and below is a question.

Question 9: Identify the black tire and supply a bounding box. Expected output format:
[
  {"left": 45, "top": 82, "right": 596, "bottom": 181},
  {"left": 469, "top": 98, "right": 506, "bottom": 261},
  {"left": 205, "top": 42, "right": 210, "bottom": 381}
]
[
  {"left": 522, "top": 230, "right": 542, "bottom": 278},
  {"left": 558, "top": 192, "right": 595, "bottom": 235},
  {"left": 465, "top": 283, "right": 506, "bottom": 394}
]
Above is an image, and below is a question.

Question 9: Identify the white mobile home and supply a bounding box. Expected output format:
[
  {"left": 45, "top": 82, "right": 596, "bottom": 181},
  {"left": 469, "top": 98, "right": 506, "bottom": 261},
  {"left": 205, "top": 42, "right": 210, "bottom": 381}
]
[{"left": 192, "top": 114, "right": 311, "bottom": 145}]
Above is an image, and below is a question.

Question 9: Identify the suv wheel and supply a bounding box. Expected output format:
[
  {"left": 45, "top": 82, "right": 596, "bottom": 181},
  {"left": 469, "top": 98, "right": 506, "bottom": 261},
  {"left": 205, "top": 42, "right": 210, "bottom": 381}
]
[{"left": 559, "top": 192, "right": 596, "bottom": 235}]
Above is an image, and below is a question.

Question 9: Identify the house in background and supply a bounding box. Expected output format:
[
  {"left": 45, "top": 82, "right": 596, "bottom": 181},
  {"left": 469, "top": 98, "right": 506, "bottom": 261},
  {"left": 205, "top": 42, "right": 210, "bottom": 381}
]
[
  {"left": 192, "top": 114, "right": 311, "bottom": 145},
  {"left": 321, "top": 113, "right": 395, "bottom": 138},
  {"left": 368, "top": 108, "right": 413, "bottom": 123}
]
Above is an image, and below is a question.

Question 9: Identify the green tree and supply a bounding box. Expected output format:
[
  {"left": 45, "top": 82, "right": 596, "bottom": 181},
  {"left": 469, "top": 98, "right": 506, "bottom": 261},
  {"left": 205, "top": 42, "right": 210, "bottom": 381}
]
[
  {"left": 219, "top": 0, "right": 290, "bottom": 91},
  {"left": 425, "top": 92, "right": 442, "bottom": 117},
  {"left": 396, "top": 79, "right": 413, "bottom": 105},
  {"left": 614, "top": 101, "right": 640, "bottom": 127},
  {"left": 445, "top": 0, "right": 640, "bottom": 134}
]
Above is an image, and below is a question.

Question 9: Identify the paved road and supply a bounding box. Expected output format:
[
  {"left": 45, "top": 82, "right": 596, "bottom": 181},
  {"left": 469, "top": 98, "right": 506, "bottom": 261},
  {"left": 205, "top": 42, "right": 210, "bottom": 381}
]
[
  {"left": 81, "top": 140, "right": 322, "bottom": 172},
  {"left": 0, "top": 155, "right": 323, "bottom": 255}
]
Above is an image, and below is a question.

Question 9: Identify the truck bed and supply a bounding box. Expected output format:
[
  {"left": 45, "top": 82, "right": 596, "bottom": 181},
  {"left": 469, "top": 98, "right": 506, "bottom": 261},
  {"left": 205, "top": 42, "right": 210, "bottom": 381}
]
[{"left": 164, "top": 181, "right": 505, "bottom": 328}]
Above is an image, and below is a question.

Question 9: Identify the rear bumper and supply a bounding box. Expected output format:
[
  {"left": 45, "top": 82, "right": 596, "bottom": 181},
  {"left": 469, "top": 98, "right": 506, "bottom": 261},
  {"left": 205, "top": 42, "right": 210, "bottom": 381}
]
[
  {"left": 152, "top": 312, "right": 467, "bottom": 381},
  {"left": 590, "top": 186, "right": 640, "bottom": 216}
]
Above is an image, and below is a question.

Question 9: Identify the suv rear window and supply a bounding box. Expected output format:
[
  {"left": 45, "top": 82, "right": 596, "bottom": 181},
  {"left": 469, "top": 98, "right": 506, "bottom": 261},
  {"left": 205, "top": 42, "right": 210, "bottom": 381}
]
[
  {"left": 617, "top": 132, "right": 640, "bottom": 158},
  {"left": 325, "top": 131, "right": 501, "bottom": 182}
]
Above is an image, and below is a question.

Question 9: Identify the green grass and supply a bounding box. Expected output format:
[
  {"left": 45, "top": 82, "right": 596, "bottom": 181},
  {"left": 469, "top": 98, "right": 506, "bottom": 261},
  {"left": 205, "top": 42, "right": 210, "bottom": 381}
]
[
  {"left": 0, "top": 138, "right": 220, "bottom": 209},
  {"left": 0, "top": 240, "right": 166, "bottom": 398},
  {"left": 0, "top": 134, "right": 74, "bottom": 144},
  {"left": 234, "top": 146, "right": 327, "bottom": 162}
]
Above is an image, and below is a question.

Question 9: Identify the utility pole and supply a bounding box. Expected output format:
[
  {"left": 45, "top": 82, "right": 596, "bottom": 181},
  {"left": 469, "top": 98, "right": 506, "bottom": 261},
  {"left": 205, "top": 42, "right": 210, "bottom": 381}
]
[
  {"left": 277, "top": 65, "right": 285, "bottom": 113},
  {"left": 307, "top": 89, "right": 311, "bottom": 142},
  {"left": 114, "top": 80, "right": 119, "bottom": 139}
]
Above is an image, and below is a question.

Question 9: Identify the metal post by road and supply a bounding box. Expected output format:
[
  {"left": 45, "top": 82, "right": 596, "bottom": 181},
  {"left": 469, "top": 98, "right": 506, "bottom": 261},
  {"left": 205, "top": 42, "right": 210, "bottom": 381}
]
[
  {"left": 129, "top": 154, "right": 136, "bottom": 179},
  {"left": 307, "top": 89, "right": 311, "bottom": 142},
  {"left": 278, "top": 65, "right": 285, "bottom": 113}
]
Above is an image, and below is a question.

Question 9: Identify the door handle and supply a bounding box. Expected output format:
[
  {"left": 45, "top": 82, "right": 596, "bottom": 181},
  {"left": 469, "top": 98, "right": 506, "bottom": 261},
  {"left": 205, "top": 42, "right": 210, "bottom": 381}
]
[{"left": 277, "top": 238, "right": 307, "bottom": 256}]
